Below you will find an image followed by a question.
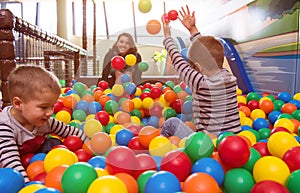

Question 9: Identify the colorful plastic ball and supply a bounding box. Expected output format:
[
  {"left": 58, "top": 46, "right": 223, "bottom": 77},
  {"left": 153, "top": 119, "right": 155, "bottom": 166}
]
[
  {"left": 87, "top": 175, "right": 127, "bottom": 193},
  {"left": 281, "top": 103, "right": 297, "bottom": 114},
  {"left": 83, "top": 118, "right": 103, "bottom": 138},
  {"left": 134, "top": 153, "right": 158, "bottom": 179},
  {"left": 268, "top": 131, "right": 299, "bottom": 158},
  {"left": 282, "top": 146, "right": 300, "bottom": 172},
  {"left": 105, "top": 100, "right": 119, "bottom": 114},
  {"left": 252, "top": 141, "right": 271, "bottom": 157},
  {"left": 29, "top": 153, "right": 46, "bottom": 163},
  {"left": 259, "top": 99, "right": 274, "bottom": 114},
  {"left": 163, "top": 107, "right": 177, "bottom": 119},
  {"left": 62, "top": 135, "right": 83, "bottom": 152},
  {"left": 224, "top": 168, "right": 255, "bottom": 193},
  {"left": 251, "top": 180, "right": 290, "bottom": 193},
  {"left": 252, "top": 118, "right": 269, "bottom": 131},
  {"left": 55, "top": 110, "right": 71, "bottom": 124},
  {"left": 34, "top": 188, "right": 61, "bottom": 193},
  {"left": 182, "top": 100, "right": 193, "bottom": 114},
  {"left": 26, "top": 160, "right": 45, "bottom": 180},
  {"left": 138, "top": 126, "right": 160, "bottom": 148},
  {"left": 125, "top": 82, "right": 137, "bottom": 95},
  {"left": 286, "top": 170, "right": 300, "bottom": 193},
  {"left": 95, "top": 110, "right": 110, "bottom": 126},
  {"left": 160, "top": 149, "right": 192, "bottom": 181},
  {"left": 248, "top": 100, "right": 260, "bottom": 111},
  {"left": 19, "top": 184, "right": 46, "bottom": 193},
  {"left": 120, "top": 73, "right": 130, "bottom": 83},
  {"left": 125, "top": 54, "right": 137, "bottom": 66},
  {"left": 45, "top": 165, "right": 68, "bottom": 192},
  {"left": 115, "top": 173, "right": 139, "bottom": 193},
  {"left": 73, "top": 82, "right": 86, "bottom": 95},
  {"left": 111, "top": 56, "right": 125, "bottom": 70},
  {"left": 183, "top": 172, "right": 220, "bottom": 193},
  {"left": 75, "top": 148, "right": 93, "bottom": 162},
  {"left": 218, "top": 135, "right": 250, "bottom": 168},
  {"left": 149, "top": 136, "right": 173, "bottom": 157},
  {"left": 167, "top": 10, "right": 178, "bottom": 20},
  {"left": 246, "top": 92, "right": 260, "bottom": 102},
  {"left": 106, "top": 146, "right": 138, "bottom": 176},
  {"left": 164, "top": 90, "right": 177, "bottom": 103},
  {"left": 191, "top": 157, "right": 224, "bottom": 186},
  {"left": 253, "top": 156, "right": 290, "bottom": 185},
  {"left": 137, "top": 170, "right": 156, "bottom": 193},
  {"left": 97, "top": 80, "right": 109, "bottom": 90},
  {"left": 184, "top": 132, "right": 214, "bottom": 163},
  {"left": 62, "top": 162, "right": 98, "bottom": 193},
  {"left": 138, "top": 0, "right": 152, "bottom": 13},
  {"left": 121, "top": 99, "right": 134, "bottom": 113},
  {"left": 128, "top": 136, "right": 148, "bottom": 154},
  {"left": 44, "top": 148, "right": 77, "bottom": 173},
  {"left": 116, "top": 129, "right": 134, "bottom": 146},
  {"left": 88, "top": 155, "right": 106, "bottom": 169},
  {"left": 75, "top": 100, "right": 89, "bottom": 113},
  {"left": 90, "top": 132, "right": 112, "bottom": 155},
  {"left": 250, "top": 109, "right": 266, "bottom": 120},
  {"left": 145, "top": 171, "right": 181, "bottom": 193},
  {"left": 138, "top": 61, "right": 149, "bottom": 72},
  {"left": 0, "top": 168, "right": 25, "bottom": 193},
  {"left": 111, "top": 84, "right": 124, "bottom": 97},
  {"left": 22, "top": 153, "right": 34, "bottom": 169},
  {"left": 88, "top": 101, "right": 101, "bottom": 114},
  {"left": 146, "top": 19, "right": 161, "bottom": 35},
  {"left": 63, "top": 95, "right": 77, "bottom": 109},
  {"left": 278, "top": 91, "right": 291, "bottom": 103},
  {"left": 242, "top": 147, "right": 261, "bottom": 172},
  {"left": 268, "top": 110, "right": 281, "bottom": 124}
]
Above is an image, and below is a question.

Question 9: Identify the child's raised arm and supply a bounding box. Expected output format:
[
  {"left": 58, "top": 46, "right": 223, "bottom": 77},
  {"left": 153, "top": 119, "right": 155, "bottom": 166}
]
[{"left": 178, "top": 5, "right": 199, "bottom": 35}]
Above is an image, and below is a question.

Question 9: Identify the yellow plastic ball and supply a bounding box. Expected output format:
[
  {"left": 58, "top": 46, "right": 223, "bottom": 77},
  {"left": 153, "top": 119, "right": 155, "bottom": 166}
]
[
  {"left": 71, "top": 93, "right": 81, "bottom": 102},
  {"left": 267, "top": 131, "right": 299, "bottom": 158},
  {"left": 142, "top": 97, "right": 154, "bottom": 110},
  {"left": 293, "top": 92, "right": 300, "bottom": 101},
  {"left": 239, "top": 111, "right": 246, "bottom": 119},
  {"left": 238, "top": 130, "right": 256, "bottom": 145},
  {"left": 253, "top": 156, "right": 290, "bottom": 185},
  {"left": 236, "top": 87, "right": 243, "bottom": 95},
  {"left": 132, "top": 97, "right": 143, "bottom": 109},
  {"left": 109, "top": 134, "right": 116, "bottom": 146},
  {"left": 178, "top": 137, "right": 187, "bottom": 148},
  {"left": 44, "top": 148, "right": 78, "bottom": 172},
  {"left": 18, "top": 184, "right": 46, "bottom": 193},
  {"left": 110, "top": 124, "right": 124, "bottom": 135},
  {"left": 55, "top": 110, "right": 71, "bottom": 124},
  {"left": 259, "top": 96, "right": 272, "bottom": 102},
  {"left": 131, "top": 116, "right": 141, "bottom": 125},
  {"left": 86, "top": 114, "right": 95, "bottom": 121},
  {"left": 103, "top": 89, "right": 112, "bottom": 95},
  {"left": 95, "top": 168, "right": 109, "bottom": 177},
  {"left": 273, "top": 118, "right": 294, "bottom": 133},
  {"left": 134, "top": 87, "right": 142, "bottom": 96},
  {"left": 125, "top": 54, "right": 137, "bottom": 66},
  {"left": 83, "top": 119, "right": 103, "bottom": 138},
  {"left": 240, "top": 117, "right": 253, "bottom": 127},
  {"left": 87, "top": 175, "right": 127, "bottom": 193},
  {"left": 158, "top": 95, "right": 170, "bottom": 107},
  {"left": 237, "top": 95, "right": 247, "bottom": 104},
  {"left": 149, "top": 136, "right": 172, "bottom": 156},
  {"left": 112, "top": 84, "right": 124, "bottom": 97},
  {"left": 250, "top": 109, "right": 266, "bottom": 120}
]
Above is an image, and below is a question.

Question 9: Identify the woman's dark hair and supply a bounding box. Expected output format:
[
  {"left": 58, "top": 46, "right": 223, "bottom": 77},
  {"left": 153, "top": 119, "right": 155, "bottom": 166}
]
[{"left": 112, "top": 32, "right": 138, "bottom": 56}]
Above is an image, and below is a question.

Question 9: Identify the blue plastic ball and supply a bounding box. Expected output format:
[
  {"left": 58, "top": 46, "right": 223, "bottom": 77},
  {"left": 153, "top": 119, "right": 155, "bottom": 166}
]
[
  {"left": 121, "top": 73, "right": 131, "bottom": 83},
  {"left": 191, "top": 157, "right": 224, "bottom": 186},
  {"left": 268, "top": 110, "right": 281, "bottom": 124},
  {"left": 182, "top": 100, "right": 193, "bottom": 114},
  {"left": 289, "top": 99, "right": 300, "bottom": 109},
  {"left": 35, "top": 188, "right": 61, "bottom": 193},
  {"left": 241, "top": 125, "right": 252, "bottom": 130},
  {"left": 88, "top": 156, "right": 106, "bottom": 168},
  {"left": 0, "top": 168, "right": 25, "bottom": 193},
  {"left": 88, "top": 101, "right": 102, "bottom": 114},
  {"left": 116, "top": 129, "right": 134, "bottom": 146},
  {"left": 144, "top": 171, "right": 181, "bottom": 193},
  {"left": 125, "top": 82, "right": 137, "bottom": 95},
  {"left": 76, "top": 100, "right": 89, "bottom": 113},
  {"left": 277, "top": 92, "right": 291, "bottom": 103},
  {"left": 252, "top": 118, "right": 269, "bottom": 131},
  {"left": 146, "top": 116, "right": 159, "bottom": 128},
  {"left": 29, "top": 153, "right": 46, "bottom": 164}
]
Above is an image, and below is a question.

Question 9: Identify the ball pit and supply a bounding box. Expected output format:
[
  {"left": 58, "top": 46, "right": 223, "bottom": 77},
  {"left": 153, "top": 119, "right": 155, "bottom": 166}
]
[{"left": 3, "top": 79, "right": 300, "bottom": 193}]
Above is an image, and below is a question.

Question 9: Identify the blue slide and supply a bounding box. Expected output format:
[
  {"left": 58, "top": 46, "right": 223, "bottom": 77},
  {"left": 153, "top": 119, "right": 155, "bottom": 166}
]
[{"left": 218, "top": 38, "right": 254, "bottom": 93}]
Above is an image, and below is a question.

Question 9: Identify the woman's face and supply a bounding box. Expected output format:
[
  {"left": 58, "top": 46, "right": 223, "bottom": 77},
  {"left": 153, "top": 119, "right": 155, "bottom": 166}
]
[{"left": 116, "top": 36, "right": 131, "bottom": 54}]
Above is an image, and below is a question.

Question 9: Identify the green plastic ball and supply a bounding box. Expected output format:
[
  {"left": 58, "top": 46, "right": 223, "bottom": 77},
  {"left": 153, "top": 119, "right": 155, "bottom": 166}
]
[{"left": 224, "top": 168, "right": 255, "bottom": 193}]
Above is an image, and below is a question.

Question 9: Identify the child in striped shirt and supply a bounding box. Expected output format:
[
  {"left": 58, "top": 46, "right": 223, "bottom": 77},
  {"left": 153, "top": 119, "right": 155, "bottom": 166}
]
[
  {"left": 160, "top": 5, "right": 241, "bottom": 138},
  {"left": 0, "top": 65, "right": 88, "bottom": 183}
]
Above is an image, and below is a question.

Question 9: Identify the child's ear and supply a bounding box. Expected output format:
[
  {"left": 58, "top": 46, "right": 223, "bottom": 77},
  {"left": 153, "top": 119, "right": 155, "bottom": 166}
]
[{"left": 12, "top": 97, "right": 22, "bottom": 109}]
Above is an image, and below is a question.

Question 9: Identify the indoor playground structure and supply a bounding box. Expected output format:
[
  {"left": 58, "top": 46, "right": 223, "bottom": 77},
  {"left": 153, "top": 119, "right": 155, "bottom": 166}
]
[{"left": 0, "top": 0, "right": 300, "bottom": 193}]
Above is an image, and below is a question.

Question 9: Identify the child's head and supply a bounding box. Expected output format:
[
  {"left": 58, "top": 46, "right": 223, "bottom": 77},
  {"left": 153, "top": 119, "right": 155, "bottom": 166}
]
[
  {"left": 8, "top": 65, "right": 61, "bottom": 103},
  {"left": 187, "top": 36, "right": 224, "bottom": 76}
]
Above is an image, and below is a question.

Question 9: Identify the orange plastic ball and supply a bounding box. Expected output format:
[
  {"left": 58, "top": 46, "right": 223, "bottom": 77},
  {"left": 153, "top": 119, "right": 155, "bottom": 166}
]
[
  {"left": 164, "top": 90, "right": 178, "bottom": 103},
  {"left": 63, "top": 95, "right": 77, "bottom": 109},
  {"left": 183, "top": 172, "right": 220, "bottom": 193},
  {"left": 177, "top": 91, "right": 188, "bottom": 100},
  {"left": 26, "top": 160, "right": 45, "bottom": 180},
  {"left": 146, "top": 19, "right": 161, "bottom": 35},
  {"left": 116, "top": 112, "right": 131, "bottom": 125},
  {"left": 122, "top": 99, "right": 134, "bottom": 113},
  {"left": 138, "top": 126, "right": 160, "bottom": 148},
  {"left": 94, "top": 90, "right": 104, "bottom": 101},
  {"left": 90, "top": 132, "right": 112, "bottom": 155},
  {"left": 98, "top": 95, "right": 111, "bottom": 107},
  {"left": 45, "top": 165, "right": 68, "bottom": 192},
  {"left": 239, "top": 106, "right": 251, "bottom": 117},
  {"left": 114, "top": 173, "right": 138, "bottom": 193},
  {"left": 185, "top": 121, "right": 196, "bottom": 132},
  {"left": 82, "top": 94, "right": 95, "bottom": 102},
  {"left": 281, "top": 103, "right": 297, "bottom": 114},
  {"left": 259, "top": 99, "right": 274, "bottom": 114}
]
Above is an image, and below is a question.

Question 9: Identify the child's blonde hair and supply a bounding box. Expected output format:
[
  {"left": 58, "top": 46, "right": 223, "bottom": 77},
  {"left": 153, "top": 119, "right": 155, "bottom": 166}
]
[
  {"left": 8, "top": 65, "right": 61, "bottom": 102},
  {"left": 188, "top": 36, "right": 224, "bottom": 73}
]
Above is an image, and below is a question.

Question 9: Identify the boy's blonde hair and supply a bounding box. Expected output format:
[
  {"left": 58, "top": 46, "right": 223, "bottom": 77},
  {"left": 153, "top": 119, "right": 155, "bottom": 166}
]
[
  {"left": 188, "top": 36, "right": 224, "bottom": 72},
  {"left": 8, "top": 65, "right": 61, "bottom": 102}
]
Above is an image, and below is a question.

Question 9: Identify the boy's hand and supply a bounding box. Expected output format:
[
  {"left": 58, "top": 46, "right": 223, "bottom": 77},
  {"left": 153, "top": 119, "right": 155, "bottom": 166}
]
[
  {"left": 178, "top": 5, "right": 198, "bottom": 35},
  {"left": 161, "top": 13, "right": 171, "bottom": 37}
]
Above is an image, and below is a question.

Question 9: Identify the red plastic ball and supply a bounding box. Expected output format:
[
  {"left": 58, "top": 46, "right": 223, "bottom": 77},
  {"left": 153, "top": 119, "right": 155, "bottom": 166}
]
[
  {"left": 171, "top": 99, "right": 183, "bottom": 114},
  {"left": 168, "top": 10, "right": 178, "bottom": 21},
  {"left": 218, "top": 135, "right": 250, "bottom": 168},
  {"left": 21, "top": 153, "right": 35, "bottom": 169},
  {"left": 106, "top": 146, "right": 138, "bottom": 176},
  {"left": 128, "top": 136, "right": 149, "bottom": 154},
  {"left": 252, "top": 141, "right": 271, "bottom": 157},
  {"left": 150, "top": 86, "right": 162, "bottom": 99},
  {"left": 63, "top": 135, "right": 83, "bottom": 152},
  {"left": 160, "top": 149, "right": 192, "bottom": 181},
  {"left": 251, "top": 180, "right": 289, "bottom": 193},
  {"left": 98, "top": 80, "right": 109, "bottom": 90},
  {"left": 54, "top": 100, "right": 64, "bottom": 114},
  {"left": 247, "top": 100, "right": 259, "bottom": 111},
  {"left": 140, "top": 92, "right": 151, "bottom": 101},
  {"left": 282, "top": 146, "right": 300, "bottom": 172},
  {"left": 75, "top": 149, "right": 93, "bottom": 162},
  {"left": 111, "top": 56, "right": 125, "bottom": 70},
  {"left": 134, "top": 153, "right": 157, "bottom": 179},
  {"left": 95, "top": 110, "right": 110, "bottom": 126}
]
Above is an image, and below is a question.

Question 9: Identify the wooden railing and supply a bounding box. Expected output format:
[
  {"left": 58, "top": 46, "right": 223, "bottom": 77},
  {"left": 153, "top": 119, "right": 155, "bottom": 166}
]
[{"left": 0, "top": 9, "right": 88, "bottom": 107}]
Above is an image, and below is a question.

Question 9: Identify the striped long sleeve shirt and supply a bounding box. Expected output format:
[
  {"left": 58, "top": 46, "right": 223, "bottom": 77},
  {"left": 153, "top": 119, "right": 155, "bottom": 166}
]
[
  {"left": 0, "top": 106, "right": 88, "bottom": 183},
  {"left": 163, "top": 32, "right": 241, "bottom": 135}
]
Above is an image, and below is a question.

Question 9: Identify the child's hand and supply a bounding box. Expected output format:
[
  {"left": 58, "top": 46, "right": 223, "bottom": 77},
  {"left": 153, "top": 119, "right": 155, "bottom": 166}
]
[
  {"left": 178, "top": 5, "right": 198, "bottom": 35},
  {"left": 161, "top": 13, "right": 171, "bottom": 37}
]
